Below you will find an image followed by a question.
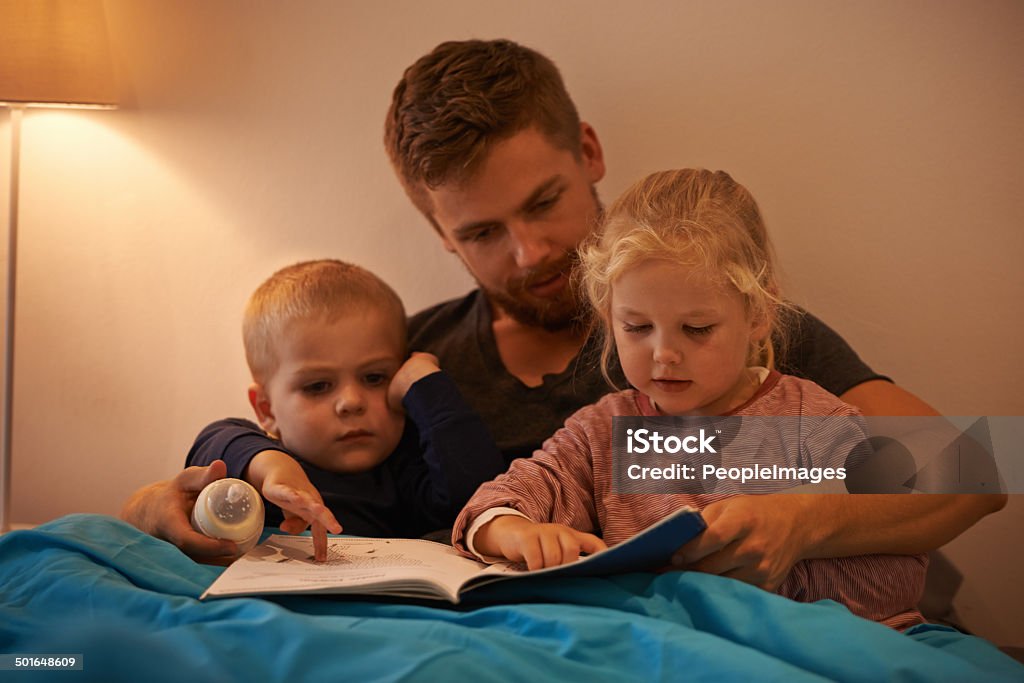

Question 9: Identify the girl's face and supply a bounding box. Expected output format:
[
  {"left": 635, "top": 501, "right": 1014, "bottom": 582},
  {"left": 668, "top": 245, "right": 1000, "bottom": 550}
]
[{"left": 610, "top": 258, "right": 768, "bottom": 416}]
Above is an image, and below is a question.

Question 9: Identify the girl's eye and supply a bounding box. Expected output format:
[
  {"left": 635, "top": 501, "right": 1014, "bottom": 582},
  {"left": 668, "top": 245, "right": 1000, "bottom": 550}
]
[
  {"left": 364, "top": 373, "right": 389, "bottom": 387},
  {"left": 622, "top": 323, "right": 651, "bottom": 334},
  {"left": 685, "top": 325, "right": 714, "bottom": 336},
  {"left": 302, "top": 381, "right": 332, "bottom": 395}
]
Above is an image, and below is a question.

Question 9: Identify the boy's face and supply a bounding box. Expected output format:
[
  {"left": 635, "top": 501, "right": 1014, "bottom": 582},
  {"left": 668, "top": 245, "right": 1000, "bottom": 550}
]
[
  {"left": 424, "top": 124, "right": 605, "bottom": 330},
  {"left": 250, "top": 309, "right": 406, "bottom": 474}
]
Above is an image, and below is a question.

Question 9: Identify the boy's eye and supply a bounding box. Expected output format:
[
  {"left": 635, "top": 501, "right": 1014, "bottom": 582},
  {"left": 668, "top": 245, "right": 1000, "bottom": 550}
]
[
  {"left": 302, "top": 381, "right": 332, "bottom": 395},
  {"left": 363, "top": 373, "right": 389, "bottom": 387},
  {"left": 684, "top": 325, "right": 714, "bottom": 336},
  {"left": 622, "top": 323, "right": 651, "bottom": 334}
]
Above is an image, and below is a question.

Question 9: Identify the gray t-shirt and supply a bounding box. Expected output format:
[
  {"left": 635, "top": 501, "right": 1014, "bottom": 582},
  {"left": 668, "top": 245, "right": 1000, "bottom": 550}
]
[{"left": 408, "top": 290, "right": 887, "bottom": 463}]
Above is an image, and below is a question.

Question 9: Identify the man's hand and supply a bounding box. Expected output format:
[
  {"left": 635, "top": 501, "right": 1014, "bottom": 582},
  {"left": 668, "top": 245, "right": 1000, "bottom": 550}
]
[
  {"left": 671, "top": 495, "right": 814, "bottom": 591},
  {"left": 119, "top": 460, "right": 241, "bottom": 565},
  {"left": 387, "top": 352, "right": 441, "bottom": 411},
  {"left": 249, "top": 450, "right": 342, "bottom": 562},
  {"left": 474, "top": 515, "right": 607, "bottom": 570}
]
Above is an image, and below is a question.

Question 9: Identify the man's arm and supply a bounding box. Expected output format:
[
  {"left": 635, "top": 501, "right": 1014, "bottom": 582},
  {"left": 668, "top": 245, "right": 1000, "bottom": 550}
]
[
  {"left": 806, "top": 492, "right": 1007, "bottom": 558},
  {"left": 839, "top": 379, "right": 938, "bottom": 417},
  {"left": 673, "top": 380, "right": 1007, "bottom": 589},
  {"left": 838, "top": 378, "right": 1007, "bottom": 543},
  {"left": 119, "top": 460, "right": 240, "bottom": 564},
  {"left": 122, "top": 417, "right": 333, "bottom": 562},
  {"left": 674, "top": 490, "right": 1007, "bottom": 590}
]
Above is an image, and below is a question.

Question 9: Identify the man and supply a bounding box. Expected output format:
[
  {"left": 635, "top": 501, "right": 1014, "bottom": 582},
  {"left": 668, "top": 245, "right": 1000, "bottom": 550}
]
[{"left": 123, "top": 40, "right": 1004, "bottom": 588}]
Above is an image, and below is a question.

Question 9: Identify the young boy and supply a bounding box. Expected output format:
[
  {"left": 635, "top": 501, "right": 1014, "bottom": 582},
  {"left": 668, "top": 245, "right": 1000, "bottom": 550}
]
[{"left": 186, "top": 260, "right": 505, "bottom": 559}]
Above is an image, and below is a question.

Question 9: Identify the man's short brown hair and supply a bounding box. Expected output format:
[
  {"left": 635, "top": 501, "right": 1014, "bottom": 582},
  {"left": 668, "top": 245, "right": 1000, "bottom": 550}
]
[{"left": 384, "top": 39, "right": 582, "bottom": 219}]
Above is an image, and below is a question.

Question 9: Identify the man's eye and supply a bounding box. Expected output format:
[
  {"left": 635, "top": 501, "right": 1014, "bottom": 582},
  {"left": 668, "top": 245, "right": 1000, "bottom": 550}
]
[
  {"left": 622, "top": 323, "right": 651, "bottom": 334},
  {"left": 466, "top": 226, "right": 498, "bottom": 243},
  {"left": 685, "top": 325, "right": 714, "bottom": 336},
  {"left": 364, "top": 373, "right": 389, "bottom": 387},
  {"left": 530, "top": 194, "right": 560, "bottom": 214},
  {"left": 303, "top": 381, "right": 332, "bottom": 395}
]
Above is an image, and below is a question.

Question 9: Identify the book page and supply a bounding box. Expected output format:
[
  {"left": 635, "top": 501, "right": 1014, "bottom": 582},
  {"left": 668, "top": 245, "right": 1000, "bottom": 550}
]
[
  {"left": 202, "top": 535, "right": 487, "bottom": 600},
  {"left": 201, "top": 507, "right": 706, "bottom": 602}
]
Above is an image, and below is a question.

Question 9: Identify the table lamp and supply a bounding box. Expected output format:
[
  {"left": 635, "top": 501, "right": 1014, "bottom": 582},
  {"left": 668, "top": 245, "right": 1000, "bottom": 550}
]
[{"left": 0, "top": 0, "right": 118, "bottom": 531}]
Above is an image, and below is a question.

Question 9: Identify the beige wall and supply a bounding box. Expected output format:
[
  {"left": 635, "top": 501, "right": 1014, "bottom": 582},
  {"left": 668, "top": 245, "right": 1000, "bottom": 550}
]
[{"left": 1, "top": 0, "right": 1021, "bottom": 644}]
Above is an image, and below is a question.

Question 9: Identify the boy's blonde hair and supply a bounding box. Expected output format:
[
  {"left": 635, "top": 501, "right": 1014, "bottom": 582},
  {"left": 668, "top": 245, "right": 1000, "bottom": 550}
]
[
  {"left": 243, "top": 260, "right": 407, "bottom": 384},
  {"left": 579, "top": 168, "right": 791, "bottom": 385}
]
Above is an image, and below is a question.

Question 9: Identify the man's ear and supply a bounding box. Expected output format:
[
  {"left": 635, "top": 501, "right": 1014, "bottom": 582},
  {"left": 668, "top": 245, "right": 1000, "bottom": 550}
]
[
  {"left": 248, "top": 383, "right": 279, "bottom": 438},
  {"left": 579, "top": 122, "right": 606, "bottom": 184}
]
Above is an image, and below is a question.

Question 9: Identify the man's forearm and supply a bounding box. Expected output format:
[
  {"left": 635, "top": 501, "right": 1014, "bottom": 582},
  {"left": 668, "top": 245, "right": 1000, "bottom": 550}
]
[
  {"left": 802, "top": 493, "right": 1007, "bottom": 559},
  {"left": 839, "top": 380, "right": 939, "bottom": 418},
  {"left": 119, "top": 482, "right": 164, "bottom": 534},
  {"left": 833, "top": 379, "right": 1007, "bottom": 554}
]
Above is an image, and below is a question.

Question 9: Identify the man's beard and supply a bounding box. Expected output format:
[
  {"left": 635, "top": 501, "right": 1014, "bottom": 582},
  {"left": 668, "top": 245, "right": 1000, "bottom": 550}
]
[
  {"left": 483, "top": 186, "right": 603, "bottom": 333},
  {"left": 485, "top": 250, "right": 584, "bottom": 332}
]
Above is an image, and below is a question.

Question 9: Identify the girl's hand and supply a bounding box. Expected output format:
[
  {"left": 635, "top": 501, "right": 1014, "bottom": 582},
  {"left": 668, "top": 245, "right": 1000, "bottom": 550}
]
[
  {"left": 248, "top": 450, "right": 343, "bottom": 562},
  {"left": 475, "top": 515, "right": 607, "bottom": 570},
  {"left": 387, "top": 352, "right": 442, "bottom": 411}
]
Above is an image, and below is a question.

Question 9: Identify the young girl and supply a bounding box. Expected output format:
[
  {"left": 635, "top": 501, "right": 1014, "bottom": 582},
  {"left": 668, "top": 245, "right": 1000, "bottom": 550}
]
[{"left": 451, "top": 169, "right": 926, "bottom": 629}]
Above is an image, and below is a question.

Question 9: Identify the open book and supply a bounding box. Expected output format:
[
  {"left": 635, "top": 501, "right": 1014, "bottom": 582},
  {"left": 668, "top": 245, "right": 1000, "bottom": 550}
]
[{"left": 201, "top": 507, "right": 705, "bottom": 603}]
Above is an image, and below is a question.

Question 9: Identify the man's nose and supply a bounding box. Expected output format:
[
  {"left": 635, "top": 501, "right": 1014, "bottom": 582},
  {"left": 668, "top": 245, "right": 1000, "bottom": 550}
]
[{"left": 507, "top": 222, "right": 553, "bottom": 270}]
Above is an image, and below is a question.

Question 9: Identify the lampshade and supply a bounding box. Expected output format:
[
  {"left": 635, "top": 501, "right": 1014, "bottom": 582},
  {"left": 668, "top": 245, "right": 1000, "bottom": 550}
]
[{"left": 0, "top": 0, "right": 117, "bottom": 107}]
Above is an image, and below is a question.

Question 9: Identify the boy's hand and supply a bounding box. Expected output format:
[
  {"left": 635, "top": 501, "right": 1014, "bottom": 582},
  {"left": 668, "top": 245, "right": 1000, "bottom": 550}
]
[
  {"left": 247, "top": 450, "right": 342, "bottom": 562},
  {"left": 387, "top": 352, "right": 441, "bottom": 410},
  {"left": 474, "top": 515, "right": 607, "bottom": 571}
]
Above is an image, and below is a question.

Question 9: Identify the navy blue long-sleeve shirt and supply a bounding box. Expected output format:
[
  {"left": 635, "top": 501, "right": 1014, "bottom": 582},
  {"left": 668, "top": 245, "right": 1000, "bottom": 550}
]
[{"left": 186, "top": 372, "right": 505, "bottom": 538}]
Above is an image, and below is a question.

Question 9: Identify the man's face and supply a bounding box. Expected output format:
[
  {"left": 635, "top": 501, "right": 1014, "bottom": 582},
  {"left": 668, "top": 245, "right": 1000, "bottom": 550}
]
[{"left": 424, "top": 125, "right": 606, "bottom": 330}]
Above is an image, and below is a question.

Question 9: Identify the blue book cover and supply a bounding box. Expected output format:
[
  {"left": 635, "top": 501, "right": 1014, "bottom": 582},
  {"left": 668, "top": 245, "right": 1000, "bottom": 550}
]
[{"left": 464, "top": 506, "right": 707, "bottom": 589}]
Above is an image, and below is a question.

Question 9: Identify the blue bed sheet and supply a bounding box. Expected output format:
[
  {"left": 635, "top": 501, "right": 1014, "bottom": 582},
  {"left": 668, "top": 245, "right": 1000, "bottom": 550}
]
[{"left": 1, "top": 514, "right": 1021, "bottom": 682}]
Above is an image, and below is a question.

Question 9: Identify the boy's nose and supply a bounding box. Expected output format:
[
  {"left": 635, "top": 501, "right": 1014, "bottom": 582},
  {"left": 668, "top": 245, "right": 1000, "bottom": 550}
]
[{"left": 335, "top": 386, "right": 367, "bottom": 416}]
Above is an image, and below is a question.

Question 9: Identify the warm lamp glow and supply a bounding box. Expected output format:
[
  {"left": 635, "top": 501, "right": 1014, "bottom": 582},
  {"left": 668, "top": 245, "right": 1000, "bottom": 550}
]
[
  {"left": 2, "top": 0, "right": 118, "bottom": 531},
  {"left": 0, "top": 0, "right": 117, "bottom": 107}
]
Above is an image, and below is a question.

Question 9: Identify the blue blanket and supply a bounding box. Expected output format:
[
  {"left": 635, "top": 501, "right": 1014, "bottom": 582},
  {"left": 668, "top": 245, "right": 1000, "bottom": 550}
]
[{"left": 1, "top": 515, "right": 1020, "bottom": 682}]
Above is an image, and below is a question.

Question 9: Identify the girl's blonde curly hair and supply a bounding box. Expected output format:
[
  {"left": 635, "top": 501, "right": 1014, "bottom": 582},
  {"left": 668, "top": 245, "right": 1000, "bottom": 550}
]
[{"left": 577, "top": 168, "right": 792, "bottom": 387}]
